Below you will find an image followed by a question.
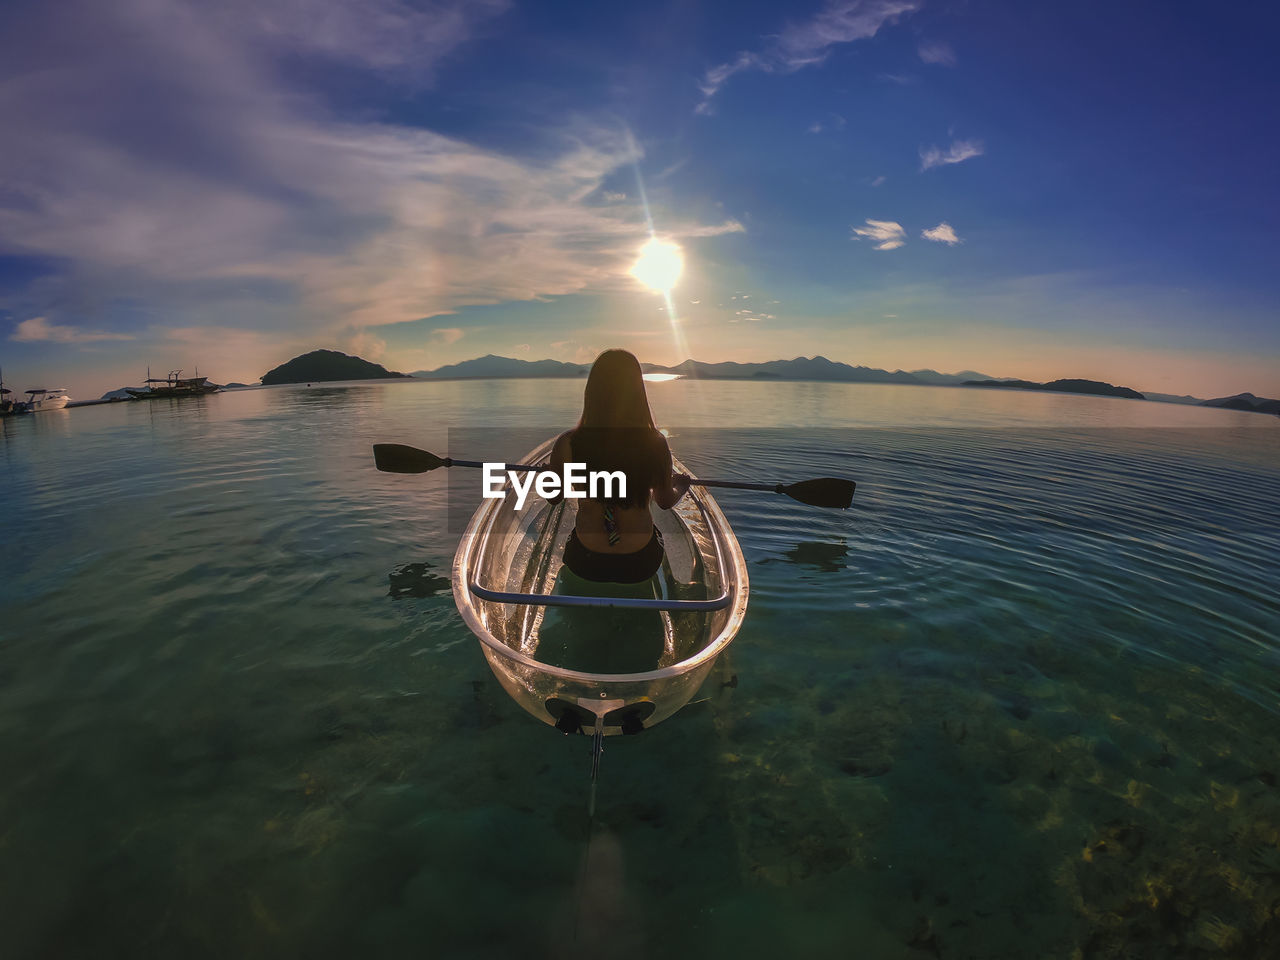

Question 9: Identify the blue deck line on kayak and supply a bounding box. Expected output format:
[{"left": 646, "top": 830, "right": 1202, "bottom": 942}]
[{"left": 467, "top": 581, "right": 732, "bottom": 611}]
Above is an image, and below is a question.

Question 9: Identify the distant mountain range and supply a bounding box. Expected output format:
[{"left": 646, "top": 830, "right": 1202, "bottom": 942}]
[
  {"left": 1200, "top": 392, "right": 1280, "bottom": 414},
  {"left": 412, "top": 355, "right": 589, "bottom": 379},
  {"left": 1141, "top": 392, "right": 1202, "bottom": 405},
  {"left": 262, "top": 349, "right": 411, "bottom": 385},
  {"left": 411, "top": 354, "right": 992, "bottom": 385},
  {"left": 963, "top": 378, "right": 1146, "bottom": 400},
  {"left": 258, "top": 350, "right": 1278, "bottom": 414}
]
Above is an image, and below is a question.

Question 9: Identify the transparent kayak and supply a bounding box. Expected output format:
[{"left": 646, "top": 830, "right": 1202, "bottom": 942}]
[{"left": 453, "top": 437, "right": 749, "bottom": 736}]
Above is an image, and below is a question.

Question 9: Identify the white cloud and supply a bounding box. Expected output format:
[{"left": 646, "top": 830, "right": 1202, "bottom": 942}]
[
  {"left": 918, "top": 40, "right": 956, "bottom": 66},
  {"left": 676, "top": 220, "right": 746, "bottom": 238},
  {"left": 870, "top": 175, "right": 887, "bottom": 187},
  {"left": 430, "top": 328, "right": 464, "bottom": 345},
  {"left": 654, "top": 158, "right": 690, "bottom": 180},
  {"left": 695, "top": 53, "right": 761, "bottom": 114},
  {"left": 11, "top": 316, "right": 134, "bottom": 343},
  {"left": 922, "top": 222, "right": 963, "bottom": 245},
  {"left": 920, "top": 139, "right": 985, "bottom": 171},
  {"left": 209, "top": 0, "right": 510, "bottom": 80},
  {"left": 696, "top": 0, "right": 920, "bottom": 113},
  {"left": 852, "top": 219, "right": 907, "bottom": 250},
  {"left": 807, "top": 113, "right": 847, "bottom": 134},
  {"left": 0, "top": 0, "right": 740, "bottom": 358},
  {"left": 548, "top": 340, "right": 601, "bottom": 365},
  {"left": 776, "top": 0, "right": 922, "bottom": 69},
  {"left": 341, "top": 330, "right": 387, "bottom": 360}
]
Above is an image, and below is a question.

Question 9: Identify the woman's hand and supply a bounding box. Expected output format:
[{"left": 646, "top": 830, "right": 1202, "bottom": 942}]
[{"left": 653, "top": 471, "right": 690, "bottom": 510}]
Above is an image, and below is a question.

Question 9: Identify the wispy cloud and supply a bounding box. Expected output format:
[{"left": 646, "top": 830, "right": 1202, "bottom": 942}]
[
  {"left": 807, "top": 113, "right": 847, "bottom": 134},
  {"left": 675, "top": 220, "right": 747, "bottom": 238},
  {"left": 917, "top": 40, "right": 956, "bottom": 66},
  {"left": 11, "top": 317, "right": 134, "bottom": 343},
  {"left": 776, "top": 0, "right": 922, "bottom": 69},
  {"left": 920, "top": 139, "right": 985, "bottom": 171},
  {"left": 1, "top": 0, "right": 735, "bottom": 359},
  {"left": 431, "top": 328, "right": 465, "bottom": 345},
  {"left": 342, "top": 330, "right": 388, "bottom": 361},
  {"left": 654, "top": 158, "right": 690, "bottom": 181},
  {"left": 695, "top": 53, "right": 761, "bottom": 115},
  {"left": 852, "top": 219, "right": 907, "bottom": 250},
  {"left": 922, "top": 222, "right": 963, "bottom": 245},
  {"left": 210, "top": 0, "right": 510, "bottom": 80},
  {"left": 696, "top": 0, "right": 920, "bottom": 113},
  {"left": 548, "top": 340, "right": 602, "bottom": 365}
]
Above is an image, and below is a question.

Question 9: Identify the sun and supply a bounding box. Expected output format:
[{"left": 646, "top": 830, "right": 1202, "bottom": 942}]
[{"left": 630, "top": 237, "right": 684, "bottom": 293}]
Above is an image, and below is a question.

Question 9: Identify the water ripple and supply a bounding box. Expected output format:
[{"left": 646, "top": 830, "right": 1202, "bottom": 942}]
[{"left": 1, "top": 380, "right": 1278, "bottom": 956}]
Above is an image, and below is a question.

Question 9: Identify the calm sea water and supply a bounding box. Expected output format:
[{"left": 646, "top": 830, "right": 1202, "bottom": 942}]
[{"left": 1, "top": 379, "right": 1278, "bottom": 958}]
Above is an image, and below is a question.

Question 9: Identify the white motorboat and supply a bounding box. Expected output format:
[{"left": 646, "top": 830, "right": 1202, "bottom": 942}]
[{"left": 23, "top": 388, "right": 72, "bottom": 411}]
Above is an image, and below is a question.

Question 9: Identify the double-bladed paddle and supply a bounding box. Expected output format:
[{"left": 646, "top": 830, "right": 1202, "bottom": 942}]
[{"left": 372, "top": 442, "right": 855, "bottom": 509}]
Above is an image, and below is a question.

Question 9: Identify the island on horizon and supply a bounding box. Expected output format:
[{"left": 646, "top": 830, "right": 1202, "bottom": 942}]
[
  {"left": 962, "top": 378, "right": 1146, "bottom": 400},
  {"left": 260, "top": 349, "right": 412, "bottom": 385}
]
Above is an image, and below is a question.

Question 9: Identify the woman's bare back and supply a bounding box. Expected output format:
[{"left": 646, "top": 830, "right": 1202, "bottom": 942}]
[{"left": 550, "top": 430, "right": 680, "bottom": 554}]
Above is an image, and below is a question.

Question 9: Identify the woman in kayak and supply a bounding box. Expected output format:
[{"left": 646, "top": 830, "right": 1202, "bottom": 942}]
[{"left": 547, "top": 349, "right": 689, "bottom": 583}]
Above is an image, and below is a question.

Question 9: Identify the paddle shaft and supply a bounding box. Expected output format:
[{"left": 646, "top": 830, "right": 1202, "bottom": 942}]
[
  {"left": 443, "top": 457, "right": 782, "bottom": 493},
  {"left": 373, "top": 443, "right": 854, "bottom": 508}
]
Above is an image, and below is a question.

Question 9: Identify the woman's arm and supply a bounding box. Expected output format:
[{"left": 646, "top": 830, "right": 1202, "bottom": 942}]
[{"left": 651, "top": 433, "right": 690, "bottom": 510}]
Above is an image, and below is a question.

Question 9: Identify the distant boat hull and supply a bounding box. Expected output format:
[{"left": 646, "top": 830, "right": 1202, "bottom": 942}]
[{"left": 23, "top": 389, "right": 71, "bottom": 411}]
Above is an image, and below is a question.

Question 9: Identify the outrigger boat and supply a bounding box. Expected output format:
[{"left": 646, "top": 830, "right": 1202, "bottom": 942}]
[
  {"left": 0, "top": 368, "right": 28, "bottom": 417},
  {"left": 126, "top": 368, "right": 218, "bottom": 399},
  {"left": 452, "top": 436, "right": 751, "bottom": 739}
]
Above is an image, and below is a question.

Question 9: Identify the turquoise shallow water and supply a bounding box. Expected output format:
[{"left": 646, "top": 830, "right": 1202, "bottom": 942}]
[{"left": 1, "top": 379, "right": 1278, "bottom": 958}]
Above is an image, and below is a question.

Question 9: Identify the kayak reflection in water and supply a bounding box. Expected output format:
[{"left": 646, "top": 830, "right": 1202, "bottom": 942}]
[{"left": 547, "top": 348, "right": 690, "bottom": 584}]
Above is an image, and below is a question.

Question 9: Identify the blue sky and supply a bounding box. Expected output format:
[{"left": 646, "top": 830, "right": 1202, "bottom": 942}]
[{"left": 2, "top": 0, "right": 1277, "bottom": 399}]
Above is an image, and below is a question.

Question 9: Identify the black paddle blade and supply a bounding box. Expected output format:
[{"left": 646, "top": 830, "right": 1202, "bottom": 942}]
[
  {"left": 779, "top": 477, "right": 856, "bottom": 509},
  {"left": 373, "top": 443, "right": 446, "bottom": 474}
]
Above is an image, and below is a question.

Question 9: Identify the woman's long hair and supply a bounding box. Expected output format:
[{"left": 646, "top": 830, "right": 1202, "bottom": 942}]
[
  {"left": 573, "top": 350, "right": 659, "bottom": 504},
  {"left": 577, "top": 349, "right": 655, "bottom": 430}
]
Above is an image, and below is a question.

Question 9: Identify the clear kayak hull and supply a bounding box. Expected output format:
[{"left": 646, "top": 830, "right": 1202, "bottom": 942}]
[{"left": 452, "top": 437, "right": 749, "bottom": 735}]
